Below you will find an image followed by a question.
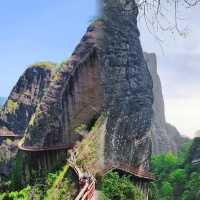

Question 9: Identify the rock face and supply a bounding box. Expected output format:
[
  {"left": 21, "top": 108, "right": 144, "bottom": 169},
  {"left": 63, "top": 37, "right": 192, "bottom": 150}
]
[
  {"left": 103, "top": 0, "right": 153, "bottom": 171},
  {"left": 144, "top": 53, "right": 188, "bottom": 154},
  {"left": 0, "top": 63, "right": 54, "bottom": 179},
  {"left": 102, "top": 1, "right": 153, "bottom": 198},
  {"left": 0, "top": 139, "right": 19, "bottom": 179},
  {"left": 2, "top": 2, "right": 154, "bottom": 198},
  {"left": 22, "top": 22, "right": 103, "bottom": 149},
  {"left": 0, "top": 63, "right": 55, "bottom": 135},
  {"left": 18, "top": 22, "right": 103, "bottom": 178}
]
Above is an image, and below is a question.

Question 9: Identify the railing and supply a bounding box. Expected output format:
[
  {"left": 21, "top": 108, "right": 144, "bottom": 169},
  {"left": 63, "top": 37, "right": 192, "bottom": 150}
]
[
  {"left": 102, "top": 161, "right": 155, "bottom": 181},
  {"left": 0, "top": 129, "right": 23, "bottom": 138},
  {"left": 74, "top": 175, "right": 95, "bottom": 200},
  {"left": 68, "top": 155, "right": 96, "bottom": 200},
  {"left": 18, "top": 141, "right": 75, "bottom": 152}
]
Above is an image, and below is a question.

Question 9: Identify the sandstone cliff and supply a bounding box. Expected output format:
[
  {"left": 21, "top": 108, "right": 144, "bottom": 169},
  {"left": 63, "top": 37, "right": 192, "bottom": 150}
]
[
  {"left": 144, "top": 53, "right": 188, "bottom": 154},
  {"left": 103, "top": 0, "right": 153, "bottom": 171},
  {"left": 0, "top": 62, "right": 55, "bottom": 135},
  {"left": 0, "top": 62, "right": 55, "bottom": 178},
  {"left": 14, "top": 3, "right": 154, "bottom": 199},
  {"left": 0, "top": 2, "right": 154, "bottom": 199}
]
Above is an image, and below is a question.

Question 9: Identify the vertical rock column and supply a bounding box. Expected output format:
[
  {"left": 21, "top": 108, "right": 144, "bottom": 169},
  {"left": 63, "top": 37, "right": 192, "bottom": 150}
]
[{"left": 102, "top": 0, "right": 154, "bottom": 198}]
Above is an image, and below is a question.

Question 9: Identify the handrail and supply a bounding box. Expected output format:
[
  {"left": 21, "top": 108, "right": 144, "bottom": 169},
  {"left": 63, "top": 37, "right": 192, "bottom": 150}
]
[
  {"left": 0, "top": 129, "right": 23, "bottom": 138},
  {"left": 68, "top": 149, "right": 96, "bottom": 200},
  {"left": 102, "top": 162, "right": 155, "bottom": 181},
  {"left": 18, "top": 141, "right": 73, "bottom": 152}
]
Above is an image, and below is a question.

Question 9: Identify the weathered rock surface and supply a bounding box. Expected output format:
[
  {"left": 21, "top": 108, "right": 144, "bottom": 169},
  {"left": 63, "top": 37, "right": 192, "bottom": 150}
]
[
  {"left": 0, "top": 63, "right": 55, "bottom": 179},
  {"left": 0, "top": 139, "right": 19, "bottom": 180},
  {"left": 0, "top": 62, "right": 55, "bottom": 135},
  {"left": 16, "top": 22, "right": 104, "bottom": 180},
  {"left": 1, "top": 3, "right": 154, "bottom": 198},
  {"left": 103, "top": 0, "right": 153, "bottom": 171},
  {"left": 144, "top": 53, "right": 188, "bottom": 154},
  {"left": 102, "top": 1, "right": 154, "bottom": 198},
  {"left": 22, "top": 22, "right": 103, "bottom": 150}
]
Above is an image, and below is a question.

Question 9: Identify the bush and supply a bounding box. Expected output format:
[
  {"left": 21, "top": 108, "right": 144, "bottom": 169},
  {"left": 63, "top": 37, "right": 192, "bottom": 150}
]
[{"left": 101, "top": 171, "right": 142, "bottom": 200}]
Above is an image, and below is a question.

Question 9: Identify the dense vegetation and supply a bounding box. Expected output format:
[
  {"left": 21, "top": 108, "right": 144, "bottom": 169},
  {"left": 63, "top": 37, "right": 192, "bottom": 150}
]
[
  {"left": 0, "top": 115, "right": 199, "bottom": 200},
  {"left": 0, "top": 164, "right": 78, "bottom": 200},
  {"left": 149, "top": 141, "right": 200, "bottom": 200},
  {"left": 99, "top": 171, "right": 143, "bottom": 200}
]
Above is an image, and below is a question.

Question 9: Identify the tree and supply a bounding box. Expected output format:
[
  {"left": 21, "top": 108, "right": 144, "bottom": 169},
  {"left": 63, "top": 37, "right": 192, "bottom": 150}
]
[
  {"left": 137, "top": 0, "right": 200, "bottom": 36},
  {"left": 101, "top": 172, "right": 143, "bottom": 200}
]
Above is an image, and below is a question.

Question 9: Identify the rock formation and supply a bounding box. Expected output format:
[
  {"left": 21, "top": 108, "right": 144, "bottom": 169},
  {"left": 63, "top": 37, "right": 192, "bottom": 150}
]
[
  {"left": 102, "top": 1, "right": 154, "bottom": 198},
  {"left": 12, "top": 1, "right": 154, "bottom": 199},
  {"left": 1, "top": 1, "right": 155, "bottom": 198},
  {"left": 0, "top": 62, "right": 55, "bottom": 178},
  {"left": 0, "top": 62, "right": 55, "bottom": 135},
  {"left": 144, "top": 53, "right": 188, "bottom": 154},
  {"left": 103, "top": 0, "right": 153, "bottom": 169},
  {"left": 18, "top": 21, "right": 104, "bottom": 177}
]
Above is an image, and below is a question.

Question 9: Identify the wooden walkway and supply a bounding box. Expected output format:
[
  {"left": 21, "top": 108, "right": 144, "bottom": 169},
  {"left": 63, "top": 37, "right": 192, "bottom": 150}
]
[
  {"left": 68, "top": 147, "right": 96, "bottom": 200},
  {"left": 18, "top": 141, "right": 74, "bottom": 152},
  {"left": 102, "top": 161, "right": 155, "bottom": 181},
  {"left": 0, "top": 129, "right": 23, "bottom": 139}
]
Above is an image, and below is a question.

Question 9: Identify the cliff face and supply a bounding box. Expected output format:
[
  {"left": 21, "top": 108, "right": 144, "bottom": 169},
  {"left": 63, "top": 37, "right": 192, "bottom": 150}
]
[
  {"left": 103, "top": 0, "right": 153, "bottom": 171},
  {"left": 144, "top": 53, "right": 188, "bottom": 154},
  {"left": 22, "top": 22, "right": 103, "bottom": 149},
  {"left": 0, "top": 63, "right": 55, "bottom": 135},
  {"left": 0, "top": 63, "right": 54, "bottom": 178}
]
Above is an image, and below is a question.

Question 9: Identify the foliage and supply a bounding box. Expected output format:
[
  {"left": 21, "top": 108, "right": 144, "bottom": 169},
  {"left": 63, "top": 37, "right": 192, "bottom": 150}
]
[
  {"left": 73, "top": 124, "right": 86, "bottom": 134},
  {"left": 30, "top": 61, "right": 56, "bottom": 70},
  {"left": 45, "top": 164, "right": 69, "bottom": 200},
  {"left": 0, "top": 164, "right": 75, "bottom": 200},
  {"left": 11, "top": 152, "right": 24, "bottom": 190},
  {"left": 149, "top": 141, "right": 200, "bottom": 200},
  {"left": 76, "top": 115, "right": 105, "bottom": 175},
  {"left": 100, "top": 171, "right": 142, "bottom": 200},
  {"left": 6, "top": 99, "right": 18, "bottom": 113}
]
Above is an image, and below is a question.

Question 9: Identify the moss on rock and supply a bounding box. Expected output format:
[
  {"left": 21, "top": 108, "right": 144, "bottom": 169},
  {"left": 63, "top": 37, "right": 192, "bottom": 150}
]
[
  {"left": 29, "top": 61, "right": 56, "bottom": 70},
  {"left": 6, "top": 99, "right": 18, "bottom": 113}
]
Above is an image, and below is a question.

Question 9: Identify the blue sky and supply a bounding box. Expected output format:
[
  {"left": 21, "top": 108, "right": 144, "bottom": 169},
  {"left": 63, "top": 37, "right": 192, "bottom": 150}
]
[
  {"left": 0, "top": 1, "right": 200, "bottom": 137},
  {"left": 0, "top": 0, "right": 97, "bottom": 97}
]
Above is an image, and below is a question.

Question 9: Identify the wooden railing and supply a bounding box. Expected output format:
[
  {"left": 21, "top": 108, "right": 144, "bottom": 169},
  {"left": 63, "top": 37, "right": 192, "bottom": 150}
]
[
  {"left": 69, "top": 162, "right": 96, "bottom": 200},
  {"left": 102, "top": 161, "right": 155, "bottom": 181},
  {"left": 0, "top": 129, "right": 23, "bottom": 138},
  {"left": 68, "top": 147, "right": 96, "bottom": 200}
]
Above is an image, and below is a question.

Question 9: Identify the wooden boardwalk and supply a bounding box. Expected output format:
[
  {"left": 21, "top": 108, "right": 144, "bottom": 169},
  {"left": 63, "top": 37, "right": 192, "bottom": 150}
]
[
  {"left": 102, "top": 161, "right": 155, "bottom": 181},
  {"left": 0, "top": 129, "right": 23, "bottom": 139},
  {"left": 18, "top": 141, "right": 73, "bottom": 152}
]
